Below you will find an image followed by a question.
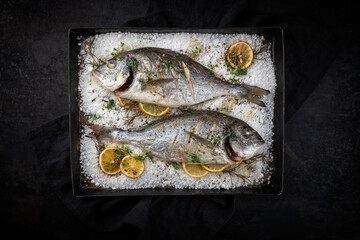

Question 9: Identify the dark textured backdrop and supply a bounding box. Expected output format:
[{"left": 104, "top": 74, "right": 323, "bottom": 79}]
[{"left": 1, "top": 0, "right": 359, "bottom": 239}]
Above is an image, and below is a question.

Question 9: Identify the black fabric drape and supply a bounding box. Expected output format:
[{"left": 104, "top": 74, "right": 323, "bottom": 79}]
[{"left": 1, "top": 0, "right": 358, "bottom": 239}]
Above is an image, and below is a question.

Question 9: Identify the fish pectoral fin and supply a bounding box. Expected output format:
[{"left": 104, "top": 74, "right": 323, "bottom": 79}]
[
  {"left": 184, "top": 131, "right": 214, "bottom": 150},
  {"left": 142, "top": 78, "right": 178, "bottom": 91},
  {"left": 146, "top": 78, "right": 177, "bottom": 86}
]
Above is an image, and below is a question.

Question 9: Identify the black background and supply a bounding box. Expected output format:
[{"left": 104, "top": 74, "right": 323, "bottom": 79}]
[{"left": 1, "top": 0, "right": 359, "bottom": 239}]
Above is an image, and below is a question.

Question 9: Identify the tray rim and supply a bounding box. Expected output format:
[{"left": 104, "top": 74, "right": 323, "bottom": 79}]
[{"left": 69, "top": 27, "right": 284, "bottom": 197}]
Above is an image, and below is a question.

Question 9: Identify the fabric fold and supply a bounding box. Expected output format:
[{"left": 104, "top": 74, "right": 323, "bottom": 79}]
[{"left": 29, "top": 115, "right": 235, "bottom": 236}]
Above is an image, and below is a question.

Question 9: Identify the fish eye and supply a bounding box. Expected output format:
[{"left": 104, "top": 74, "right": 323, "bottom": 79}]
[
  {"left": 107, "top": 61, "right": 116, "bottom": 69},
  {"left": 243, "top": 127, "right": 254, "bottom": 136}
]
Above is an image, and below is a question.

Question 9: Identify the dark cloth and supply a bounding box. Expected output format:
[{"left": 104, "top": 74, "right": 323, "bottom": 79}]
[
  {"left": 123, "top": 0, "right": 358, "bottom": 122},
  {"left": 29, "top": 115, "right": 152, "bottom": 232},
  {"left": 29, "top": 114, "right": 234, "bottom": 236},
  {"left": 2, "top": 0, "right": 359, "bottom": 239}
]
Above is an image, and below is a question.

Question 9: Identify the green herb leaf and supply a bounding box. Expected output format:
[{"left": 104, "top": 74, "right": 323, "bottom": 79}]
[
  {"left": 172, "top": 162, "right": 180, "bottom": 170},
  {"left": 122, "top": 145, "right": 133, "bottom": 154},
  {"left": 160, "top": 64, "right": 166, "bottom": 71},
  {"left": 105, "top": 99, "right": 115, "bottom": 109},
  {"left": 91, "top": 114, "right": 101, "bottom": 119},
  {"left": 226, "top": 128, "right": 232, "bottom": 138},
  {"left": 229, "top": 52, "right": 239, "bottom": 65},
  {"left": 134, "top": 154, "right": 146, "bottom": 161},
  {"left": 146, "top": 70, "right": 157, "bottom": 77},
  {"left": 208, "top": 63, "right": 215, "bottom": 70},
  {"left": 190, "top": 47, "right": 201, "bottom": 58},
  {"left": 223, "top": 107, "right": 231, "bottom": 113},
  {"left": 177, "top": 70, "right": 186, "bottom": 76},
  {"left": 213, "top": 135, "right": 222, "bottom": 144},
  {"left": 165, "top": 60, "right": 174, "bottom": 69},
  {"left": 145, "top": 151, "right": 154, "bottom": 160},
  {"left": 233, "top": 65, "right": 247, "bottom": 76},
  {"left": 114, "top": 148, "right": 126, "bottom": 162},
  {"left": 130, "top": 60, "right": 139, "bottom": 71},
  {"left": 230, "top": 76, "right": 239, "bottom": 84},
  {"left": 185, "top": 152, "right": 200, "bottom": 163}
]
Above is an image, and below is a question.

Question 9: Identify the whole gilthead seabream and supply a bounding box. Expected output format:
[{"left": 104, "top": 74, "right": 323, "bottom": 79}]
[
  {"left": 90, "top": 111, "right": 265, "bottom": 165},
  {"left": 92, "top": 47, "right": 270, "bottom": 107}
]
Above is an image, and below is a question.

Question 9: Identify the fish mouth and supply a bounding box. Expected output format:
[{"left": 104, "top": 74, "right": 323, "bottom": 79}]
[
  {"left": 92, "top": 70, "right": 119, "bottom": 91},
  {"left": 252, "top": 141, "right": 265, "bottom": 155},
  {"left": 92, "top": 70, "right": 102, "bottom": 82},
  {"left": 224, "top": 137, "right": 243, "bottom": 165}
]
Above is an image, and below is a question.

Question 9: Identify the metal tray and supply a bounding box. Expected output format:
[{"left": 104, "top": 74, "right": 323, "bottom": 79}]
[{"left": 69, "top": 27, "right": 284, "bottom": 196}]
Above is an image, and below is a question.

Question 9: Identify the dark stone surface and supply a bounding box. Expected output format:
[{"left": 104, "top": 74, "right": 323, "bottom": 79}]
[{"left": 1, "top": 0, "right": 359, "bottom": 239}]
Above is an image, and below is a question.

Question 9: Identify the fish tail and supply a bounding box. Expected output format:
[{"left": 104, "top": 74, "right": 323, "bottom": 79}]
[
  {"left": 241, "top": 85, "right": 270, "bottom": 107},
  {"left": 87, "top": 125, "right": 135, "bottom": 148},
  {"left": 87, "top": 125, "right": 117, "bottom": 144}
]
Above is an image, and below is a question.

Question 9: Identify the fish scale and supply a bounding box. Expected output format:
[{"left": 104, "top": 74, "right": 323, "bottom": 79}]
[
  {"left": 90, "top": 111, "right": 265, "bottom": 165},
  {"left": 92, "top": 47, "right": 270, "bottom": 107}
]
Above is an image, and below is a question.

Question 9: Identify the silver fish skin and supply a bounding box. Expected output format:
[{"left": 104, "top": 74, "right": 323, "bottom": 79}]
[
  {"left": 90, "top": 111, "right": 265, "bottom": 165},
  {"left": 92, "top": 47, "right": 270, "bottom": 107}
]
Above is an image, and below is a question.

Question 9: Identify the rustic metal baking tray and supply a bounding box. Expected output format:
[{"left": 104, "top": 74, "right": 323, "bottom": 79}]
[{"left": 69, "top": 27, "right": 284, "bottom": 196}]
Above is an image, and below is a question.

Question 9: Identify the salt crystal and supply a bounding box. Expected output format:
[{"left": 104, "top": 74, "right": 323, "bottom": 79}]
[{"left": 78, "top": 32, "right": 276, "bottom": 190}]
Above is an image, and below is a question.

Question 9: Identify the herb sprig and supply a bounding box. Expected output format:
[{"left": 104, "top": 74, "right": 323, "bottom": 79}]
[
  {"left": 145, "top": 151, "right": 154, "bottom": 160},
  {"left": 208, "top": 63, "right": 215, "bottom": 70},
  {"left": 213, "top": 135, "right": 222, "bottom": 144},
  {"left": 190, "top": 47, "right": 202, "bottom": 58},
  {"left": 122, "top": 145, "right": 133, "bottom": 155},
  {"left": 134, "top": 154, "right": 146, "bottom": 161},
  {"left": 105, "top": 99, "right": 115, "bottom": 109},
  {"left": 185, "top": 152, "right": 201, "bottom": 163},
  {"left": 230, "top": 76, "right": 239, "bottom": 84},
  {"left": 172, "top": 162, "right": 180, "bottom": 170},
  {"left": 226, "top": 128, "right": 232, "bottom": 138},
  {"left": 130, "top": 60, "right": 139, "bottom": 71},
  {"left": 146, "top": 70, "right": 158, "bottom": 77},
  {"left": 177, "top": 70, "right": 186, "bottom": 76},
  {"left": 115, "top": 148, "right": 126, "bottom": 162},
  {"left": 229, "top": 52, "right": 238, "bottom": 65},
  {"left": 233, "top": 65, "right": 247, "bottom": 76},
  {"left": 165, "top": 60, "right": 174, "bottom": 69},
  {"left": 91, "top": 114, "right": 101, "bottom": 120}
]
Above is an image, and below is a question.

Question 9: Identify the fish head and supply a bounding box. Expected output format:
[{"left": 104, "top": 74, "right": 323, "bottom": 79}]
[
  {"left": 225, "top": 124, "right": 265, "bottom": 163},
  {"left": 91, "top": 57, "right": 131, "bottom": 92}
]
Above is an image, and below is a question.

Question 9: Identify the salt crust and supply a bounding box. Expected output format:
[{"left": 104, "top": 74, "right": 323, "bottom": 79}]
[{"left": 78, "top": 32, "right": 276, "bottom": 190}]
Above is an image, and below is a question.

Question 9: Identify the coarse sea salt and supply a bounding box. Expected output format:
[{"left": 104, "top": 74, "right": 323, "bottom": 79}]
[{"left": 77, "top": 32, "right": 276, "bottom": 190}]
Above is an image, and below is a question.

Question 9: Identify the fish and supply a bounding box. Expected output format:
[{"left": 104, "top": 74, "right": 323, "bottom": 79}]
[
  {"left": 91, "top": 47, "right": 270, "bottom": 107},
  {"left": 90, "top": 111, "right": 265, "bottom": 165}
]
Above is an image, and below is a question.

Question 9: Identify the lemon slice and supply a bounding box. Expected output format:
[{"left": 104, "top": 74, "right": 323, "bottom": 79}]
[
  {"left": 201, "top": 164, "right": 229, "bottom": 173},
  {"left": 182, "top": 162, "right": 209, "bottom": 178},
  {"left": 120, "top": 155, "right": 145, "bottom": 178},
  {"left": 139, "top": 102, "right": 171, "bottom": 117},
  {"left": 99, "top": 147, "right": 125, "bottom": 175},
  {"left": 226, "top": 41, "right": 254, "bottom": 69},
  {"left": 115, "top": 93, "right": 140, "bottom": 110}
]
